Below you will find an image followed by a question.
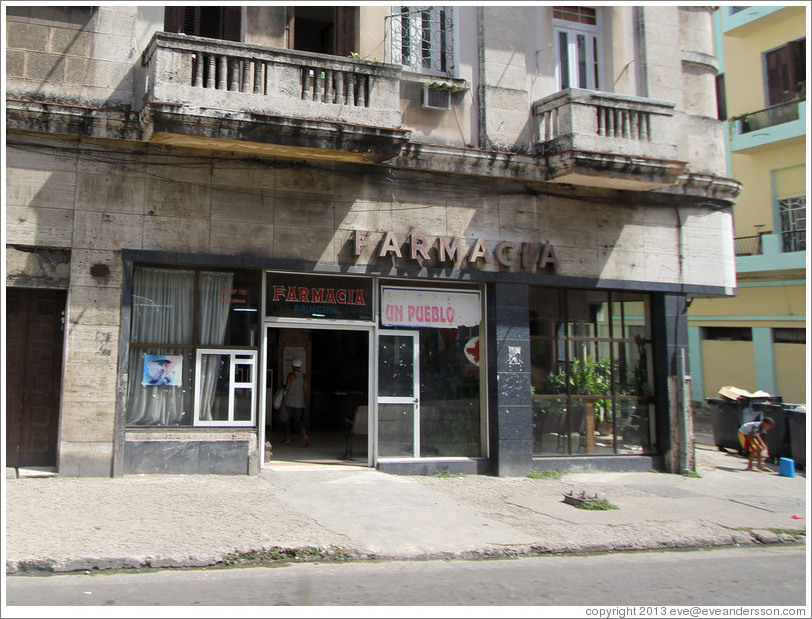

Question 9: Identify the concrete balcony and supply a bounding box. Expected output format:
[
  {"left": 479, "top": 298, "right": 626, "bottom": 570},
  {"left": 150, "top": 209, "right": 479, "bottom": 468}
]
[
  {"left": 532, "top": 88, "right": 686, "bottom": 190},
  {"left": 135, "top": 32, "right": 409, "bottom": 162}
]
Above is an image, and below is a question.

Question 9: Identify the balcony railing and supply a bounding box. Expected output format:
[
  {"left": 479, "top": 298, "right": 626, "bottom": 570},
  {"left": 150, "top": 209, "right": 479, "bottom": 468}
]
[
  {"left": 530, "top": 88, "right": 685, "bottom": 187},
  {"left": 532, "top": 88, "right": 679, "bottom": 161},
  {"left": 137, "top": 32, "right": 403, "bottom": 130},
  {"left": 735, "top": 99, "right": 803, "bottom": 134},
  {"left": 733, "top": 235, "right": 763, "bottom": 256}
]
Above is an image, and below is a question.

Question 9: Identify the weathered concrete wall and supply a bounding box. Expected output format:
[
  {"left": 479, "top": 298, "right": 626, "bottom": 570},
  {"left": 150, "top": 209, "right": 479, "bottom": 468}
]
[
  {"left": 5, "top": 5, "right": 137, "bottom": 108},
  {"left": 6, "top": 131, "right": 733, "bottom": 475}
]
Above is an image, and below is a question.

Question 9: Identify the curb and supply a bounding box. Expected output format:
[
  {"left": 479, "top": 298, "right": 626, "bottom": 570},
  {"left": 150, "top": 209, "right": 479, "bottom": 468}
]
[{"left": 6, "top": 531, "right": 805, "bottom": 576}]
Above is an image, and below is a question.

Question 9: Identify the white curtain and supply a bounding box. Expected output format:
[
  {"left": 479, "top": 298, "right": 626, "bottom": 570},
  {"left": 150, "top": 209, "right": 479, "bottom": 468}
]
[
  {"left": 126, "top": 268, "right": 194, "bottom": 426},
  {"left": 198, "top": 271, "right": 234, "bottom": 421}
]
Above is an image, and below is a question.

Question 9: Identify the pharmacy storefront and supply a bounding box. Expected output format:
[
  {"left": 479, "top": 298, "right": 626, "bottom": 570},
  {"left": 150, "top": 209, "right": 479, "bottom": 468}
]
[{"left": 121, "top": 245, "right": 662, "bottom": 477}]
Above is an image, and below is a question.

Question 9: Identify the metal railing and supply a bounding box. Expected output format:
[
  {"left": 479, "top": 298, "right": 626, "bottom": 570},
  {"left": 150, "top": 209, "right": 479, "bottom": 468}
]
[
  {"left": 735, "top": 99, "right": 803, "bottom": 134},
  {"left": 733, "top": 235, "right": 763, "bottom": 256}
]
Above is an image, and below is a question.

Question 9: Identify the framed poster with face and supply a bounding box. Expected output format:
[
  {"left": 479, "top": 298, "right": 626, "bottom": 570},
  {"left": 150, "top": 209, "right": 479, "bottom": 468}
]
[{"left": 142, "top": 354, "right": 183, "bottom": 386}]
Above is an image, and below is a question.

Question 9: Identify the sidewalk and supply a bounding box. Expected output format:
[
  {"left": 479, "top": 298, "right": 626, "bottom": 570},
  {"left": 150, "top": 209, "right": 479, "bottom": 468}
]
[{"left": 4, "top": 441, "right": 807, "bottom": 575}]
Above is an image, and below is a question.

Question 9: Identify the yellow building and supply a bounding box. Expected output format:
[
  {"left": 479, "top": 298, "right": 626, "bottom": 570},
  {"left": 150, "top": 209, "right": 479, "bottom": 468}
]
[{"left": 689, "top": 5, "right": 808, "bottom": 405}]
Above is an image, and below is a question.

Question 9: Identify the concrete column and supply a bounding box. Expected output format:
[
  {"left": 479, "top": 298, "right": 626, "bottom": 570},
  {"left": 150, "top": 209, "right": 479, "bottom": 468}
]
[
  {"left": 752, "top": 327, "right": 777, "bottom": 395},
  {"left": 487, "top": 282, "right": 533, "bottom": 476},
  {"left": 651, "top": 293, "right": 693, "bottom": 473}
]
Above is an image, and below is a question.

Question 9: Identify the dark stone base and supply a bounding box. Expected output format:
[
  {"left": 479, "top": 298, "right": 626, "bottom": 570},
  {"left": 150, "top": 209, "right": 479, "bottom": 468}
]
[
  {"left": 124, "top": 440, "right": 250, "bottom": 475},
  {"left": 377, "top": 458, "right": 490, "bottom": 476},
  {"left": 531, "top": 455, "right": 664, "bottom": 473}
]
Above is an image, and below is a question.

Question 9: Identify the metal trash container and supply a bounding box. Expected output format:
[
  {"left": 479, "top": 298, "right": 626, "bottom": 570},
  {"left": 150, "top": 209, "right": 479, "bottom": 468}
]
[
  {"left": 786, "top": 407, "right": 807, "bottom": 469},
  {"left": 758, "top": 402, "right": 792, "bottom": 463},
  {"left": 706, "top": 395, "right": 783, "bottom": 454}
]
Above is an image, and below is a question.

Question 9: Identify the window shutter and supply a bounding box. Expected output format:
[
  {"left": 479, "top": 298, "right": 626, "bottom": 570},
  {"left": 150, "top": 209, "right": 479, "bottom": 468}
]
[
  {"left": 222, "top": 6, "right": 241, "bottom": 42},
  {"left": 285, "top": 7, "right": 295, "bottom": 49},
  {"left": 334, "top": 7, "right": 358, "bottom": 57},
  {"left": 765, "top": 46, "right": 791, "bottom": 105},
  {"left": 164, "top": 7, "right": 185, "bottom": 33}
]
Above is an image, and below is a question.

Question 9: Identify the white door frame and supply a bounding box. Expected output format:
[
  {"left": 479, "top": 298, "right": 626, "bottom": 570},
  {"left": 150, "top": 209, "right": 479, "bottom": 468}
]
[
  {"left": 260, "top": 321, "right": 375, "bottom": 467},
  {"left": 377, "top": 329, "right": 421, "bottom": 458}
]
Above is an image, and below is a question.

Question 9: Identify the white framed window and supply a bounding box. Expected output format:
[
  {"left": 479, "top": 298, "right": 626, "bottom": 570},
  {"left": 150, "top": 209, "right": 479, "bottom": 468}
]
[
  {"left": 553, "top": 5, "right": 601, "bottom": 91},
  {"left": 390, "top": 6, "right": 455, "bottom": 76},
  {"left": 194, "top": 349, "right": 258, "bottom": 426}
]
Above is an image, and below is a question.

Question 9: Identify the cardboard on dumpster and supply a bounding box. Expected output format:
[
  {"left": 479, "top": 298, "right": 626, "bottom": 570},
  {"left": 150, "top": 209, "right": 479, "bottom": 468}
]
[{"left": 717, "top": 386, "right": 755, "bottom": 400}]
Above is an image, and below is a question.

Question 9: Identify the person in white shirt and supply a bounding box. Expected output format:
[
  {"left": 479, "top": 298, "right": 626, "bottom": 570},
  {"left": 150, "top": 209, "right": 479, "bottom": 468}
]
[{"left": 737, "top": 417, "right": 775, "bottom": 471}]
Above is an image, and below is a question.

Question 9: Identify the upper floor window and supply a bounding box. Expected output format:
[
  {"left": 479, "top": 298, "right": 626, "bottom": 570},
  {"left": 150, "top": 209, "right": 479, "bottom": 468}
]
[
  {"left": 764, "top": 38, "right": 806, "bottom": 106},
  {"left": 553, "top": 6, "right": 601, "bottom": 91},
  {"left": 164, "top": 6, "right": 241, "bottom": 42},
  {"left": 390, "top": 6, "right": 455, "bottom": 76}
]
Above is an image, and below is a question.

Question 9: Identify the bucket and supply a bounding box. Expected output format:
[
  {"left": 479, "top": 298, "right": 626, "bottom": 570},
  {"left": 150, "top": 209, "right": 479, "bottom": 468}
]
[{"left": 779, "top": 457, "right": 795, "bottom": 478}]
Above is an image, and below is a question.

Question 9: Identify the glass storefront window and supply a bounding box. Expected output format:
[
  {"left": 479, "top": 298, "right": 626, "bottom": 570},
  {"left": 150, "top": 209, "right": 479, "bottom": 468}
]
[
  {"left": 378, "top": 284, "right": 485, "bottom": 459},
  {"left": 530, "top": 287, "right": 653, "bottom": 456},
  {"left": 419, "top": 326, "right": 481, "bottom": 457},
  {"left": 126, "top": 348, "right": 194, "bottom": 426},
  {"left": 126, "top": 266, "right": 260, "bottom": 427}
]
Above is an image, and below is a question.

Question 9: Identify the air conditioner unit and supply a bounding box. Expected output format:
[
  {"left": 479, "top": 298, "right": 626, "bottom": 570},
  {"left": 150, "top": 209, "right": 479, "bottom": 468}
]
[{"left": 422, "top": 85, "right": 452, "bottom": 110}]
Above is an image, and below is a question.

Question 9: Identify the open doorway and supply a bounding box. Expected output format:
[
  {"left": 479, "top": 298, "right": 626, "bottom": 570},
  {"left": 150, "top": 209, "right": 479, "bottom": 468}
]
[{"left": 264, "top": 326, "right": 370, "bottom": 466}]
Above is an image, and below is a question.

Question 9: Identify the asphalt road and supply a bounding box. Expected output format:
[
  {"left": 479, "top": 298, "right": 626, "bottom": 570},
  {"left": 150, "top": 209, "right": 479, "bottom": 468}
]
[{"left": 3, "top": 545, "right": 807, "bottom": 611}]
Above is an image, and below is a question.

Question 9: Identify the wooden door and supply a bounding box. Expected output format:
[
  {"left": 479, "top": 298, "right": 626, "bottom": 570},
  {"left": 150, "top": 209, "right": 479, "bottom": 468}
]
[{"left": 5, "top": 288, "right": 65, "bottom": 468}]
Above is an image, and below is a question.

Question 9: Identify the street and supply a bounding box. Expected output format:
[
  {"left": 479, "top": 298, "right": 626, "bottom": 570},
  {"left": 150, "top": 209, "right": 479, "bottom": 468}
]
[{"left": 4, "top": 545, "right": 806, "bottom": 610}]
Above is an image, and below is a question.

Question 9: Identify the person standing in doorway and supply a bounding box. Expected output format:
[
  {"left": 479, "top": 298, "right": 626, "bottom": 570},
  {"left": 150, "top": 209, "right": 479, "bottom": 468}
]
[{"left": 283, "top": 358, "right": 309, "bottom": 447}]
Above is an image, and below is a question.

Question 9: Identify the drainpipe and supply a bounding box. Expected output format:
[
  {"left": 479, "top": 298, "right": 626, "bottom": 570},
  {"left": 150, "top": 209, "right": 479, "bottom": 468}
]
[
  {"left": 678, "top": 347, "right": 689, "bottom": 473},
  {"left": 476, "top": 6, "right": 488, "bottom": 148}
]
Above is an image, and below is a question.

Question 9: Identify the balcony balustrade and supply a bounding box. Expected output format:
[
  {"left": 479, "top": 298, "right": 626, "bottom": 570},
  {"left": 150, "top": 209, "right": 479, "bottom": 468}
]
[
  {"left": 532, "top": 88, "right": 685, "bottom": 189},
  {"left": 135, "top": 32, "right": 406, "bottom": 158}
]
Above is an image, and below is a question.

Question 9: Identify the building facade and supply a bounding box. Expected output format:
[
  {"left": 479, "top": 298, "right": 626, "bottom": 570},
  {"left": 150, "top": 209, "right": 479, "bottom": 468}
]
[
  {"left": 5, "top": 5, "right": 739, "bottom": 477},
  {"left": 688, "top": 5, "right": 807, "bottom": 406}
]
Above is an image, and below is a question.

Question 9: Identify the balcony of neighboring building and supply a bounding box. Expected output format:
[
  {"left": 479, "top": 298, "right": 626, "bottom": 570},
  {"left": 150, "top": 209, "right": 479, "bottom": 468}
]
[
  {"left": 730, "top": 98, "right": 806, "bottom": 152},
  {"left": 721, "top": 5, "right": 787, "bottom": 36},
  {"left": 531, "top": 88, "right": 687, "bottom": 190},
  {"left": 734, "top": 228, "right": 806, "bottom": 275},
  {"left": 135, "top": 32, "right": 409, "bottom": 163}
]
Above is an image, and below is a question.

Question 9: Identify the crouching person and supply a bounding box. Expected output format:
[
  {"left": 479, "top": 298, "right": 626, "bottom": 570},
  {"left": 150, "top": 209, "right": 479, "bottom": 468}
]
[{"left": 737, "top": 417, "right": 775, "bottom": 472}]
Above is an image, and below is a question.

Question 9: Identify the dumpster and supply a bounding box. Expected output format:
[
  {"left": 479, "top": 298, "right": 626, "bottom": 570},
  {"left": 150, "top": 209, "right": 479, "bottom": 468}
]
[
  {"left": 786, "top": 407, "right": 806, "bottom": 469},
  {"left": 758, "top": 402, "right": 792, "bottom": 463},
  {"left": 707, "top": 395, "right": 783, "bottom": 454}
]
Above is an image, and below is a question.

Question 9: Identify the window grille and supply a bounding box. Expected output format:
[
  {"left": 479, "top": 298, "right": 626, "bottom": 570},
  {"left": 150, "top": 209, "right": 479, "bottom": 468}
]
[
  {"left": 778, "top": 195, "right": 806, "bottom": 252},
  {"left": 388, "top": 6, "right": 455, "bottom": 76}
]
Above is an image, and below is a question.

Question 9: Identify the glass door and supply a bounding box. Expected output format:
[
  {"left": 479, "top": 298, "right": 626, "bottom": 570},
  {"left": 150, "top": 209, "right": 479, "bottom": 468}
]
[{"left": 377, "top": 330, "right": 420, "bottom": 457}]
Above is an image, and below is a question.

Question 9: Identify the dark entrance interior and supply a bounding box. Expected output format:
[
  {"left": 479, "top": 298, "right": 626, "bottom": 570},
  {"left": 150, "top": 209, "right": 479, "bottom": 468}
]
[
  {"left": 5, "top": 288, "right": 65, "bottom": 469},
  {"left": 265, "top": 327, "right": 369, "bottom": 464}
]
